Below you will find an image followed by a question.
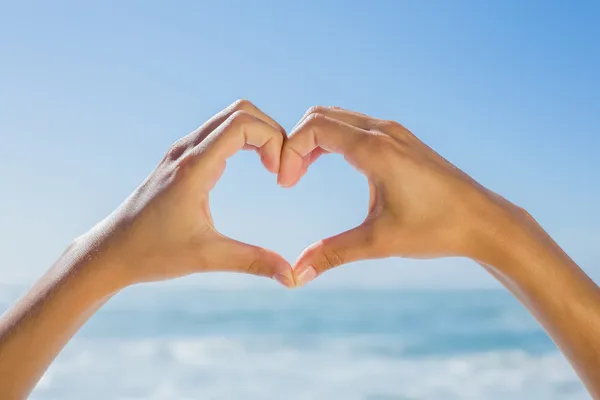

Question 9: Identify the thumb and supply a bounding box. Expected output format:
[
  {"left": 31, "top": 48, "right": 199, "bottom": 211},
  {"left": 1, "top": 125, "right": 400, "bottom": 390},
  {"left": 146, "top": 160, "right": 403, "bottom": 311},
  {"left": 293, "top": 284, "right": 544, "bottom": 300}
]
[
  {"left": 293, "top": 223, "right": 376, "bottom": 287},
  {"left": 207, "top": 236, "right": 294, "bottom": 288}
]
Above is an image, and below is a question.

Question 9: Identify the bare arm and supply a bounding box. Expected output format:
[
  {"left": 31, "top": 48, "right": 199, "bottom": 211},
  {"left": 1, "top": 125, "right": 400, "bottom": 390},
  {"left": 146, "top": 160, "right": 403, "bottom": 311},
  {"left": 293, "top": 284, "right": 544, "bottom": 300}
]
[
  {"left": 277, "top": 106, "right": 600, "bottom": 398},
  {"left": 0, "top": 238, "right": 120, "bottom": 398},
  {"left": 475, "top": 210, "right": 600, "bottom": 395},
  {"left": 0, "top": 100, "right": 294, "bottom": 399}
]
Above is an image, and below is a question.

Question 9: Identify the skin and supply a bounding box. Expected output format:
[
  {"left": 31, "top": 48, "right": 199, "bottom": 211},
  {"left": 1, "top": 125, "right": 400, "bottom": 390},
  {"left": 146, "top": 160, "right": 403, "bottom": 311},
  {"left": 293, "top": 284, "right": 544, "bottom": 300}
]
[
  {"left": 278, "top": 106, "right": 600, "bottom": 398},
  {"left": 0, "top": 101, "right": 598, "bottom": 398},
  {"left": 0, "top": 100, "right": 294, "bottom": 399}
]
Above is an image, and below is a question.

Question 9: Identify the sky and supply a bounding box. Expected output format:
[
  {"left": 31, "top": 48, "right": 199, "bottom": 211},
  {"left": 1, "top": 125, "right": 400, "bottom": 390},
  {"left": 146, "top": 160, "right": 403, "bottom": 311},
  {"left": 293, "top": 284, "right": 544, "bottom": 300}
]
[{"left": 0, "top": 0, "right": 599, "bottom": 290}]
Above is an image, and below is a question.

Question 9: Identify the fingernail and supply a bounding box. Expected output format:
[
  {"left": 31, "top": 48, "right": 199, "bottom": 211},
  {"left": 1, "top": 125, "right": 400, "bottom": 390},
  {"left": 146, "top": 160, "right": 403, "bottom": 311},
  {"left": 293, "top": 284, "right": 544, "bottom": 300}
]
[
  {"left": 276, "top": 170, "right": 286, "bottom": 186},
  {"left": 272, "top": 272, "right": 294, "bottom": 289},
  {"left": 277, "top": 176, "right": 292, "bottom": 188},
  {"left": 295, "top": 265, "right": 317, "bottom": 287}
]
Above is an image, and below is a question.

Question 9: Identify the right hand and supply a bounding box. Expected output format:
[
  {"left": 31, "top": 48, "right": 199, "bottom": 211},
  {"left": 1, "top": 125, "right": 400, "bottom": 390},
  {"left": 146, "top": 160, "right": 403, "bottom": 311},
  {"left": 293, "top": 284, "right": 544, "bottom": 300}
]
[{"left": 278, "top": 106, "right": 523, "bottom": 286}]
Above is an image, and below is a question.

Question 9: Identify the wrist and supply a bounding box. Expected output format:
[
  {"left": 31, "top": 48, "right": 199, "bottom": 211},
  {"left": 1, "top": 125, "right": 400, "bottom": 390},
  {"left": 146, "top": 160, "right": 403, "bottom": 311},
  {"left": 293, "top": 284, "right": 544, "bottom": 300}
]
[
  {"left": 62, "top": 231, "right": 131, "bottom": 296},
  {"left": 465, "top": 192, "right": 582, "bottom": 284},
  {"left": 462, "top": 189, "right": 541, "bottom": 269}
]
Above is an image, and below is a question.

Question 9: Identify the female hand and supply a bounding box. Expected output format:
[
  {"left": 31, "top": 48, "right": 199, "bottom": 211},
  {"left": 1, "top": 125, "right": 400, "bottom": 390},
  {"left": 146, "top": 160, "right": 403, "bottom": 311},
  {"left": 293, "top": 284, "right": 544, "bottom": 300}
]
[
  {"left": 277, "top": 106, "right": 521, "bottom": 286},
  {"left": 278, "top": 106, "right": 600, "bottom": 399},
  {"left": 87, "top": 100, "right": 295, "bottom": 288},
  {"left": 0, "top": 100, "right": 296, "bottom": 399}
]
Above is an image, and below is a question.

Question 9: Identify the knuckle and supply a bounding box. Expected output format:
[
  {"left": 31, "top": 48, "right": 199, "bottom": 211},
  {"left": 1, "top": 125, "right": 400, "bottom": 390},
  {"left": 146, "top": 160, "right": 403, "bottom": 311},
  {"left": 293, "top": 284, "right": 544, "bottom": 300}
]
[
  {"left": 171, "top": 153, "right": 195, "bottom": 180},
  {"left": 165, "top": 140, "right": 188, "bottom": 161},
  {"left": 245, "top": 258, "right": 262, "bottom": 276},
  {"left": 306, "top": 105, "right": 327, "bottom": 116},
  {"left": 373, "top": 134, "right": 400, "bottom": 157},
  {"left": 303, "top": 111, "right": 327, "bottom": 127},
  {"left": 380, "top": 118, "right": 398, "bottom": 126},
  {"left": 229, "top": 109, "right": 253, "bottom": 125},
  {"left": 380, "top": 119, "right": 403, "bottom": 129},
  {"left": 516, "top": 205, "right": 534, "bottom": 221},
  {"left": 381, "top": 119, "right": 411, "bottom": 137},
  {"left": 231, "top": 98, "right": 254, "bottom": 111},
  {"left": 322, "top": 248, "right": 344, "bottom": 270},
  {"left": 271, "top": 129, "right": 285, "bottom": 144},
  {"left": 378, "top": 133, "right": 398, "bottom": 148}
]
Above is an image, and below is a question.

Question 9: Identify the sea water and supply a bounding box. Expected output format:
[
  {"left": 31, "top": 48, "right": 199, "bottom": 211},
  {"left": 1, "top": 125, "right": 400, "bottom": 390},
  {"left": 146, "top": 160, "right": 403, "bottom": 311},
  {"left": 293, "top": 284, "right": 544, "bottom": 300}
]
[{"left": 1, "top": 287, "right": 588, "bottom": 399}]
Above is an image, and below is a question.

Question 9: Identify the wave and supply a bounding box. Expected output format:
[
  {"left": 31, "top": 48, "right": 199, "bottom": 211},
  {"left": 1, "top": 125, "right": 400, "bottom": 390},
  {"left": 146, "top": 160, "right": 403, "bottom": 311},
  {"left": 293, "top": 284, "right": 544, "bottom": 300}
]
[{"left": 31, "top": 335, "right": 587, "bottom": 400}]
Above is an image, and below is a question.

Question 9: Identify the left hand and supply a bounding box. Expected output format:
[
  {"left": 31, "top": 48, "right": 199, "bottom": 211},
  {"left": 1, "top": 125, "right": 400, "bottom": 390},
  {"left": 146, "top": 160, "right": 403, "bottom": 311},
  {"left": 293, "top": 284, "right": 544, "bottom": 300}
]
[{"left": 78, "top": 100, "right": 294, "bottom": 288}]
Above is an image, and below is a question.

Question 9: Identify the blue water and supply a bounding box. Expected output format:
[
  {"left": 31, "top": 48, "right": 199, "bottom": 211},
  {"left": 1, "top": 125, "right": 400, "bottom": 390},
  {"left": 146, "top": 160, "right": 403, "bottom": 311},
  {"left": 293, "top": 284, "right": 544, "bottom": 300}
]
[{"left": 1, "top": 287, "right": 589, "bottom": 399}]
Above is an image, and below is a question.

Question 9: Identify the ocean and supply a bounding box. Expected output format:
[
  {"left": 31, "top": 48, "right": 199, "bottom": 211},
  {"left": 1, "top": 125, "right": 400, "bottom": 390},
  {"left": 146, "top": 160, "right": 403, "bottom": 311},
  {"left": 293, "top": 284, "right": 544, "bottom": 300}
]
[{"left": 1, "top": 287, "right": 589, "bottom": 399}]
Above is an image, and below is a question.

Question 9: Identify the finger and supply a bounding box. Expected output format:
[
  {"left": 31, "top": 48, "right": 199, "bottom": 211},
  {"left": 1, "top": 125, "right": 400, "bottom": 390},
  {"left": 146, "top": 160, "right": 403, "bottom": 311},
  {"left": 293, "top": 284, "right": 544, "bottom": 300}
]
[
  {"left": 288, "top": 106, "right": 381, "bottom": 180},
  {"left": 278, "top": 113, "right": 375, "bottom": 187},
  {"left": 293, "top": 106, "right": 381, "bottom": 132},
  {"left": 199, "top": 110, "right": 285, "bottom": 173},
  {"left": 169, "top": 99, "right": 286, "bottom": 163},
  {"left": 292, "top": 223, "right": 377, "bottom": 287},
  {"left": 294, "top": 148, "right": 329, "bottom": 184},
  {"left": 242, "top": 143, "right": 284, "bottom": 174},
  {"left": 196, "top": 99, "right": 286, "bottom": 144},
  {"left": 205, "top": 236, "right": 294, "bottom": 288}
]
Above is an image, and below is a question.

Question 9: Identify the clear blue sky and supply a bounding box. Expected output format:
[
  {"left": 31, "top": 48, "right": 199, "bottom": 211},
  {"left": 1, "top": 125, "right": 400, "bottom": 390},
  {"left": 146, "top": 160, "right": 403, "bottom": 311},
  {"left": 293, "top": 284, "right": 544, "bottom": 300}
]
[{"left": 1, "top": 0, "right": 599, "bottom": 289}]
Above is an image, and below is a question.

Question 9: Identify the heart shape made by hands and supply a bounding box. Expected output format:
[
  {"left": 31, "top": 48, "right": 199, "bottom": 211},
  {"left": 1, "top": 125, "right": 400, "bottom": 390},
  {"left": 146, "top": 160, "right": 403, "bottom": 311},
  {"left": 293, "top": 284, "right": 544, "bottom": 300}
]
[
  {"left": 195, "top": 102, "right": 476, "bottom": 289},
  {"left": 210, "top": 150, "right": 370, "bottom": 286}
]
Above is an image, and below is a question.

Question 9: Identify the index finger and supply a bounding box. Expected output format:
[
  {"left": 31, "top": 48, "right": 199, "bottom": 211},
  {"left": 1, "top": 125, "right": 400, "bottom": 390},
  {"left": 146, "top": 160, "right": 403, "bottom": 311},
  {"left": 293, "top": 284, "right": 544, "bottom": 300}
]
[
  {"left": 189, "top": 100, "right": 285, "bottom": 146},
  {"left": 293, "top": 106, "right": 382, "bottom": 132},
  {"left": 199, "top": 110, "right": 285, "bottom": 173},
  {"left": 278, "top": 113, "right": 375, "bottom": 187}
]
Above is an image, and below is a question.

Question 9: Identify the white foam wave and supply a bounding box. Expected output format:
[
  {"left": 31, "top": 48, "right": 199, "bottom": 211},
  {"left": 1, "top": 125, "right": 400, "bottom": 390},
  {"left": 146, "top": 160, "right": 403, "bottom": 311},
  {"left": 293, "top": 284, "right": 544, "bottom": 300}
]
[{"left": 30, "top": 336, "right": 588, "bottom": 400}]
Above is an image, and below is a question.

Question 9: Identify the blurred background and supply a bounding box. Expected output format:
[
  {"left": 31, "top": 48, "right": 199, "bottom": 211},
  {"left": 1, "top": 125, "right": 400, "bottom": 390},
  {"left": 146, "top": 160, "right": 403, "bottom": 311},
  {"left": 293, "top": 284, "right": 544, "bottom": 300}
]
[{"left": 0, "top": 1, "right": 598, "bottom": 398}]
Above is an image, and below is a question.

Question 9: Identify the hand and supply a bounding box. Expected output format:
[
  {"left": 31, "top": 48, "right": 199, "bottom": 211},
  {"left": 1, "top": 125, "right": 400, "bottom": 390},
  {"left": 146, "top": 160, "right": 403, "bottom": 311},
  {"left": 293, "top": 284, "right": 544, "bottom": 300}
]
[
  {"left": 83, "top": 100, "right": 294, "bottom": 288},
  {"left": 278, "top": 106, "right": 522, "bottom": 286}
]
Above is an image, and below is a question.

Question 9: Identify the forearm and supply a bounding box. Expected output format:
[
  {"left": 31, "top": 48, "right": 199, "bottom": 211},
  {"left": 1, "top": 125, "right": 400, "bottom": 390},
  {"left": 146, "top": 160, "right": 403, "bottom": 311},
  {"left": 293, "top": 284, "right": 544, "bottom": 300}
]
[
  {"left": 473, "top": 208, "right": 600, "bottom": 398},
  {"left": 0, "top": 237, "right": 123, "bottom": 399},
  {"left": 277, "top": 106, "right": 600, "bottom": 397},
  {"left": 0, "top": 100, "right": 293, "bottom": 399}
]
